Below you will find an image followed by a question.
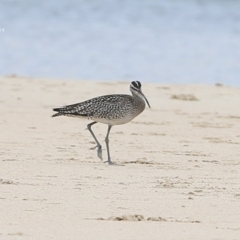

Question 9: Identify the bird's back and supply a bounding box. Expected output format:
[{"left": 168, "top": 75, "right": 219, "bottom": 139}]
[{"left": 52, "top": 94, "right": 144, "bottom": 125}]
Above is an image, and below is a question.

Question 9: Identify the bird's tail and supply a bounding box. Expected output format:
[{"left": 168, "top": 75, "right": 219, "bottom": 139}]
[{"left": 52, "top": 107, "right": 66, "bottom": 117}]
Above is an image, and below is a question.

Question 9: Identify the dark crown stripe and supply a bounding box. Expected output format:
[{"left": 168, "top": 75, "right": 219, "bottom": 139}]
[
  {"left": 131, "top": 81, "right": 141, "bottom": 89},
  {"left": 136, "top": 81, "right": 141, "bottom": 88}
]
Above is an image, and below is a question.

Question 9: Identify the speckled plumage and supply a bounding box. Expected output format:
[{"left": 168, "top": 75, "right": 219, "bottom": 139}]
[
  {"left": 52, "top": 81, "right": 150, "bottom": 164},
  {"left": 52, "top": 94, "right": 146, "bottom": 125}
]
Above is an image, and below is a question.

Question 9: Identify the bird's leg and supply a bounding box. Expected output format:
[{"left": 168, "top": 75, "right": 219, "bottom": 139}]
[
  {"left": 87, "top": 122, "right": 102, "bottom": 160},
  {"left": 105, "top": 125, "right": 114, "bottom": 165}
]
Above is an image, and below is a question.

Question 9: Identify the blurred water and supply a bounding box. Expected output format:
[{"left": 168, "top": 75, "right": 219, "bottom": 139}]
[{"left": 0, "top": 0, "right": 240, "bottom": 86}]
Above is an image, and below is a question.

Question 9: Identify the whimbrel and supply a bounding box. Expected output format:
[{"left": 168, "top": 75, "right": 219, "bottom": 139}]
[{"left": 52, "top": 81, "right": 150, "bottom": 164}]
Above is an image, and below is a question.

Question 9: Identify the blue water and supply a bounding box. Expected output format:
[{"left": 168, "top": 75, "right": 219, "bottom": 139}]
[{"left": 1, "top": 0, "right": 240, "bottom": 86}]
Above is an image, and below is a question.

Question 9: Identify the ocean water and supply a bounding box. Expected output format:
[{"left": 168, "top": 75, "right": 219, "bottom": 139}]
[{"left": 1, "top": 0, "right": 240, "bottom": 86}]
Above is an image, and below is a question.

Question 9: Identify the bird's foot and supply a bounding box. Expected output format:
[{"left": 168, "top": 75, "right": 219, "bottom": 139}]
[
  {"left": 104, "top": 160, "right": 115, "bottom": 165},
  {"left": 104, "top": 159, "right": 124, "bottom": 166},
  {"left": 97, "top": 146, "right": 102, "bottom": 160},
  {"left": 90, "top": 145, "right": 102, "bottom": 160}
]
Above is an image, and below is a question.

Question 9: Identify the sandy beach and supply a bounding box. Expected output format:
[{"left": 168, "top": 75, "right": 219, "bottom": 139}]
[{"left": 1, "top": 76, "right": 240, "bottom": 240}]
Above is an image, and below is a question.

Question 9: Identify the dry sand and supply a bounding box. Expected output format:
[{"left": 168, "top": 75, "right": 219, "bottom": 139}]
[{"left": 1, "top": 76, "right": 240, "bottom": 240}]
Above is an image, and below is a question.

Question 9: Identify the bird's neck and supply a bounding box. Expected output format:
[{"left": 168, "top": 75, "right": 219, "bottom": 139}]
[{"left": 132, "top": 92, "right": 146, "bottom": 110}]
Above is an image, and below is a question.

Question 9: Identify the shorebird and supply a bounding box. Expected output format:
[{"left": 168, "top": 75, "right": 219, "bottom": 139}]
[{"left": 52, "top": 81, "right": 150, "bottom": 165}]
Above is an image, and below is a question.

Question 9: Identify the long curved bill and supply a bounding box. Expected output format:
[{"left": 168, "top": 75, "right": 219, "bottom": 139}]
[{"left": 140, "top": 91, "right": 151, "bottom": 108}]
